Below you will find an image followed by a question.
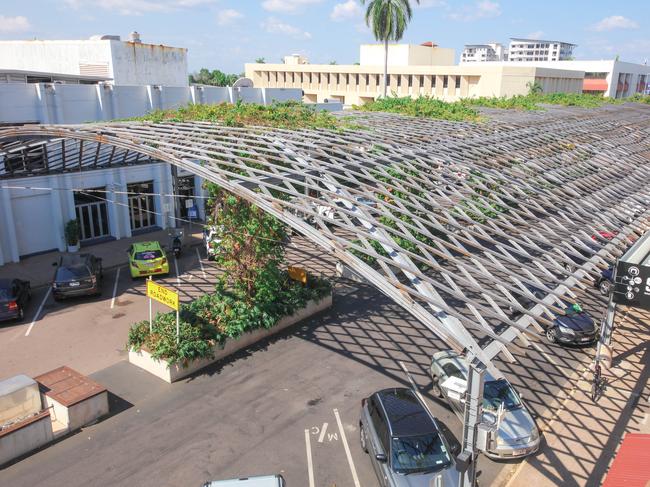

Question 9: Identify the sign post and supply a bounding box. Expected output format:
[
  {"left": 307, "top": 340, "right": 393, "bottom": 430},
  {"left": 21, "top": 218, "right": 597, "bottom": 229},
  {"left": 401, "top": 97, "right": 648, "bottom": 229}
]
[{"left": 146, "top": 279, "right": 180, "bottom": 342}]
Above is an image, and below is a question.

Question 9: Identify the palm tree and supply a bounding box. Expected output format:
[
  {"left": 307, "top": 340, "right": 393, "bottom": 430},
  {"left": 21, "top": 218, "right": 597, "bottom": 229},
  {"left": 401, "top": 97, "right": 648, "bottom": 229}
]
[{"left": 361, "top": 0, "right": 419, "bottom": 98}]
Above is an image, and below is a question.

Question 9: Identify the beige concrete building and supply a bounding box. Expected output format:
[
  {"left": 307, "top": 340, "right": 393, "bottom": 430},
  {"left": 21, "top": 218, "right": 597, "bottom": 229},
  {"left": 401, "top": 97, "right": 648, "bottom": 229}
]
[{"left": 245, "top": 43, "right": 584, "bottom": 105}]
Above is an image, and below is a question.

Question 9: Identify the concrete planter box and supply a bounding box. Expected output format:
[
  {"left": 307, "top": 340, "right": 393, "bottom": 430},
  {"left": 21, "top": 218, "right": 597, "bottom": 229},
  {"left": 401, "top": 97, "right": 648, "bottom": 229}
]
[
  {"left": 129, "top": 293, "right": 332, "bottom": 383},
  {"left": 0, "top": 410, "right": 53, "bottom": 467}
]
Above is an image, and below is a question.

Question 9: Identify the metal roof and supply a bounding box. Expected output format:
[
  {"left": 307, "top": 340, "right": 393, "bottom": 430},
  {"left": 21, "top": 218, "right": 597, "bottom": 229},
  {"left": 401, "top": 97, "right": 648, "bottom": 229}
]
[
  {"left": 0, "top": 104, "right": 648, "bottom": 373},
  {"left": 602, "top": 433, "right": 650, "bottom": 487}
]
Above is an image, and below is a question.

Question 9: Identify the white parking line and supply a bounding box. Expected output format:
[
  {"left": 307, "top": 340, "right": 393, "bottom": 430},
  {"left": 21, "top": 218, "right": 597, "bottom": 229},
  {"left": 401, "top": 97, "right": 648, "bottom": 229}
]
[
  {"left": 196, "top": 247, "right": 206, "bottom": 279},
  {"left": 110, "top": 267, "right": 121, "bottom": 309},
  {"left": 25, "top": 287, "right": 51, "bottom": 337},
  {"left": 174, "top": 255, "right": 181, "bottom": 285},
  {"left": 304, "top": 429, "right": 315, "bottom": 487},
  {"left": 317, "top": 422, "right": 329, "bottom": 443},
  {"left": 333, "top": 409, "right": 361, "bottom": 487}
]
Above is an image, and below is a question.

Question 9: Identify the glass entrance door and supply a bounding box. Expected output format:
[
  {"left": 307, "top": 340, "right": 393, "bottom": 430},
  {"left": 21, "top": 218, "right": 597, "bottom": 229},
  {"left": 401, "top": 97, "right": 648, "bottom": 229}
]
[
  {"left": 74, "top": 188, "right": 110, "bottom": 241},
  {"left": 127, "top": 181, "right": 156, "bottom": 231}
]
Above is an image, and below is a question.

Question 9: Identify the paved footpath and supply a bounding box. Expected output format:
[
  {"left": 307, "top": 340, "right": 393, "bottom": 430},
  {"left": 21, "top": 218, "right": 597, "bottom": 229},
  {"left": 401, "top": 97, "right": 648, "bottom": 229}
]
[{"left": 497, "top": 305, "right": 650, "bottom": 487}]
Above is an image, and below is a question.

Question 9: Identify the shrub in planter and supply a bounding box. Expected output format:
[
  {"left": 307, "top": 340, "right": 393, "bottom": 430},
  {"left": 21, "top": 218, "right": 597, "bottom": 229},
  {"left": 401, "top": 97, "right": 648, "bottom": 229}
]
[
  {"left": 64, "top": 219, "right": 80, "bottom": 247},
  {"left": 127, "top": 272, "right": 331, "bottom": 365}
]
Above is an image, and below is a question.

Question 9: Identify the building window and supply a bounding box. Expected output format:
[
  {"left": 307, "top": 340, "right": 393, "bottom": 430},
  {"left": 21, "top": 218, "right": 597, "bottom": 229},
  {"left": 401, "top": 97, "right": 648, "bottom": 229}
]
[
  {"left": 455, "top": 76, "right": 461, "bottom": 89},
  {"left": 127, "top": 181, "right": 156, "bottom": 231},
  {"left": 443, "top": 76, "right": 448, "bottom": 88}
]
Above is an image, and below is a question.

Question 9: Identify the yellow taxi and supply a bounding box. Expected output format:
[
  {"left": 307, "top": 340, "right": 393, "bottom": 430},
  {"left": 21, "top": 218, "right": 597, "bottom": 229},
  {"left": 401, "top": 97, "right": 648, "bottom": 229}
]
[{"left": 128, "top": 241, "right": 169, "bottom": 279}]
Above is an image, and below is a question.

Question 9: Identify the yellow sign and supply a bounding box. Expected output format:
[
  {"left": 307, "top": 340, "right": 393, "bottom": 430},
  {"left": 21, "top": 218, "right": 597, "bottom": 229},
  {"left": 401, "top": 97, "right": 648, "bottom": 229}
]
[
  {"left": 288, "top": 266, "right": 307, "bottom": 285},
  {"left": 146, "top": 279, "right": 179, "bottom": 310}
]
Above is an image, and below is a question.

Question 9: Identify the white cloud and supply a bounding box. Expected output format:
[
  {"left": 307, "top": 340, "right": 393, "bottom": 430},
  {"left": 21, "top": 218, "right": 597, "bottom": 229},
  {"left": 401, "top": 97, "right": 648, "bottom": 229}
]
[
  {"left": 216, "top": 8, "right": 243, "bottom": 26},
  {"left": 448, "top": 0, "right": 501, "bottom": 22},
  {"left": 261, "top": 17, "right": 312, "bottom": 39},
  {"left": 590, "top": 15, "right": 639, "bottom": 32},
  {"left": 330, "top": 0, "right": 362, "bottom": 21},
  {"left": 0, "top": 15, "right": 31, "bottom": 33},
  {"left": 526, "top": 30, "right": 544, "bottom": 40},
  {"left": 261, "top": 0, "right": 322, "bottom": 13},
  {"left": 63, "top": 0, "right": 216, "bottom": 16},
  {"left": 417, "top": 0, "right": 446, "bottom": 7}
]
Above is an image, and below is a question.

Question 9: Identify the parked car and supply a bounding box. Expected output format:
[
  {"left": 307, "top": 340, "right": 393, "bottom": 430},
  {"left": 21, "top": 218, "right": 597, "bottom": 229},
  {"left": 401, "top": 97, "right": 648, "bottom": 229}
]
[
  {"left": 594, "top": 266, "right": 614, "bottom": 296},
  {"left": 359, "top": 387, "right": 461, "bottom": 486},
  {"left": 508, "top": 284, "right": 598, "bottom": 345},
  {"left": 430, "top": 350, "right": 540, "bottom": 459},
  {"left": 127, "top": 241, "right": 169, "bottom": 279},
  {"left": 202, "top": 226, "right": 222, "bottom": 261},
  {"left": 0, "top": 278, "right": 31, "bottom": 322},
  {"left": 203, "top": 475, "right": 285, "bottom": 487},
  {"left": 52, "top": 253, "right": 103, "bottom": 300}
]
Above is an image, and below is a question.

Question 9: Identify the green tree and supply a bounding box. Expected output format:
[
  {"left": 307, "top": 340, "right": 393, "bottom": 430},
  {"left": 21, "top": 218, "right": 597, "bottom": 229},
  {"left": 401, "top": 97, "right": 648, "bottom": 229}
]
[
  {"left": 329, "top": 60, "right": 338, "bottom": 65},
  {"left": 189, "top": 68, "right": 239, "bottom": 87},
  {"left": 362, "top": 0, "right": 419, "bottom": 98},
  {"left": 205, "top": 183, "right": 288, "bottom": 303},
  {"left": 255, "top": 57, "right": 266, "bottom": 64}
]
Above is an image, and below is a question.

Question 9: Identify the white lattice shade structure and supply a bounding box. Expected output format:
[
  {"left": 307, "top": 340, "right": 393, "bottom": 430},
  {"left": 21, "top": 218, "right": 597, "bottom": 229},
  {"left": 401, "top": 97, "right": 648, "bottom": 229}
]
[{"left": 1, "top": 104, "right": 649, "bottom": 372}]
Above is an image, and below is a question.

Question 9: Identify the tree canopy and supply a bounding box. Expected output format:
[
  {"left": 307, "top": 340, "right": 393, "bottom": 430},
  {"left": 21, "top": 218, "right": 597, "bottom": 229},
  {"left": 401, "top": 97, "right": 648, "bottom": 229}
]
[{"left": 189, "top": 68, "right": 242, "bottom": 87}]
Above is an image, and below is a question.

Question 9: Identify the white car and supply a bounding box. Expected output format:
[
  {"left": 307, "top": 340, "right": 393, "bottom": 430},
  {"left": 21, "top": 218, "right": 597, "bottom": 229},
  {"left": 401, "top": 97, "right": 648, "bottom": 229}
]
[{"left": 202, "top": 226, "right": 222, "bottom": 261}]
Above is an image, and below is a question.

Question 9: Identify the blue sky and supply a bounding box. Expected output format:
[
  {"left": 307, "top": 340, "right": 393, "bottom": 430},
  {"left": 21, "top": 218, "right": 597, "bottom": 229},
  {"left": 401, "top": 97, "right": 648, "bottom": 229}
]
[{"left": 1, "top": 1, "right": 648, "bottom": 74}]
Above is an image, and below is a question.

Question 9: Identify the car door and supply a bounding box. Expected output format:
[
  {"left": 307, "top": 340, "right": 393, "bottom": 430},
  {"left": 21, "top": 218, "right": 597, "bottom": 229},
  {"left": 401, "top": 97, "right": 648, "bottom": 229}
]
[
  {"left": 440, "top": 362, "right": 467, "bottom": 416},
  {"left": 367, "top": 397, "right": 390, "bottom": 487}
]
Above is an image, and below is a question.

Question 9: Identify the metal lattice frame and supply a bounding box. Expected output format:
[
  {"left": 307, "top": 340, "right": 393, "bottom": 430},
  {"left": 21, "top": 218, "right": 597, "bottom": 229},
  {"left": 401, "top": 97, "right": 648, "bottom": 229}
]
[{"left": 1, "top": 104, "right": 650, "bottom": 374}]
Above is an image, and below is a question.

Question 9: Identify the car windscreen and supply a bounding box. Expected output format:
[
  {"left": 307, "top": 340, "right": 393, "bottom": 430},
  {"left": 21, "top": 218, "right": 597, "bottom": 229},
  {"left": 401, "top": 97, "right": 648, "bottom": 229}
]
[
  {"left": 390, "top": 433, "right": 452, "bottom": 474},
  {"left": 135, "top": 250, "right": 163, "bottom": 260},
  {"left": 55, "top": 265, "right": 90, "bottom": 281},
  {"left": 483, "top": 379, "right": 522, "bottom": 412}
]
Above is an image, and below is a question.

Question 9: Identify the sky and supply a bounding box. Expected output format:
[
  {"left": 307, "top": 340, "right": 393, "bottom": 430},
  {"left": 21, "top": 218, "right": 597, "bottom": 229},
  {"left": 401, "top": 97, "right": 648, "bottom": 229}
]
[{"left": 1, "top": 0, "right": 649, "bottom": 74}]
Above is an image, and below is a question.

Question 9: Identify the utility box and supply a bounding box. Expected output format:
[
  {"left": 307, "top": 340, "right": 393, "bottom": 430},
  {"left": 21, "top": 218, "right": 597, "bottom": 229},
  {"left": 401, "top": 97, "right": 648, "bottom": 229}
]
[
  {"left": 476, "top": 422, "right": 498, "bottom": 452},
  {"left": 613, "top": 232, "right": 650, "bottom": 309},
  {"left": 0, "top": 375, "right": 41, "bottom": 426},
  {"left": 441, "top": 376, "right": 467, "bottom": 402}
]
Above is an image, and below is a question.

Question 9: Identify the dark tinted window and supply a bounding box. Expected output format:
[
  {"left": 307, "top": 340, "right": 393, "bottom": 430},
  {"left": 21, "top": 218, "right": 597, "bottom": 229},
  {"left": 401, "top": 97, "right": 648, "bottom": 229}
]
[
  {"left": 0, "top": 288, "right": 11, "bottom": 300},
  {"left": 56, "top": 265, "right": 90, "bottom": 281},
  {"left": 442, "top": 363, "right": 464, "bottom": 379},
  {"left": 391, "top": 433, "right": 452, "bottom": 474},
  {"left": 483, "top": 379, "right": 522, "bottom": 411},
  {"left": 135, "top": 250, "right": 162, "bottom": 260},
  {"left": 369, "top": 397, "right": 389, "bottom": 451}
]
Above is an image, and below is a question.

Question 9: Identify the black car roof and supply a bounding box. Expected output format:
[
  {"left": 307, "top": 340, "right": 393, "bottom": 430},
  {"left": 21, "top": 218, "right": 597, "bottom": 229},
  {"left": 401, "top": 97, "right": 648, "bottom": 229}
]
[
  {"left": 59, "top": 253, "right": 91, "bottom": 267},
  {"left": 0, "top": 278, "right": 13, "bottom": 289},
  {"left": 376, "top": 388, "right": 437, "bottom": 437}
]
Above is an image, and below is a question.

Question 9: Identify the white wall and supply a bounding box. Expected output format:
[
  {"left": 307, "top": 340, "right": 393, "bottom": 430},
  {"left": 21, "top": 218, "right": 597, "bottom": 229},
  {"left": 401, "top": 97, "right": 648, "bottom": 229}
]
[
  {"left": 0, "top": 39, "right": 188, "bottom": 86},
  {"left": 360, "top": 44, "right": 455, "bottom": 67},
  {"left": 0, "top": 84, "right": 304, "bottom": 125}
]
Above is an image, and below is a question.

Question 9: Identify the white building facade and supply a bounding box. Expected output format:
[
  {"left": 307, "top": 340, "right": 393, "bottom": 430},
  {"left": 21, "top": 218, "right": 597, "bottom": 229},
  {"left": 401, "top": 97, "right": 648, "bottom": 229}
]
[
  {"left": 0, "top": 33, "right": 188, "bottom": 86},
  {"left": 508, "top": 38, "right": 575, "bottom": 62},
  {"left": 0, "top": 85, "right": 306, "bottom": 264},
  {"left": 461, "top": 43, "right": 507, "bottom": 63}
]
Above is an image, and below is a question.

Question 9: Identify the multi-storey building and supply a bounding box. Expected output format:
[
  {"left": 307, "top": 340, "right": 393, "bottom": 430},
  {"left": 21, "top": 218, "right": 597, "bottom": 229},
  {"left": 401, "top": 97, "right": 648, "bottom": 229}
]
[
  {"left": 508, "top": 38, "right": 575, "bottom": 62},
  {"left": 245, "top": 43, "right": 584, "bottom": 105},
  {"left": 461, "top": 43, "right": 507, "bottom": 63}
]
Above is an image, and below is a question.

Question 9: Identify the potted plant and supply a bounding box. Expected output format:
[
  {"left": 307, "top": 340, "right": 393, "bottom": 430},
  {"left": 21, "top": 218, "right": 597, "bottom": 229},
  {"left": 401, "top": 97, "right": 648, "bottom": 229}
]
[{"left": 64, "top": 219, "right": 80, "bottom": 252}]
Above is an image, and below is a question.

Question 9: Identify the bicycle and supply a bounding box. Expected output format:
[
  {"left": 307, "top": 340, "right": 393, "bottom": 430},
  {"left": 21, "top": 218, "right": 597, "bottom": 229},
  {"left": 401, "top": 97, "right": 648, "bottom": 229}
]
[{"left": 591, "top": 361, "right": 607, "bottom": 402}]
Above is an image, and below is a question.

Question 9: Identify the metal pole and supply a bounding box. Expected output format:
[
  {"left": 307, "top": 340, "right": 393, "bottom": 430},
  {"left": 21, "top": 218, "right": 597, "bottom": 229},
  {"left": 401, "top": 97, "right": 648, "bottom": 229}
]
[
  {"left": 459, "top": 357, "right": 486, "bottom": 487},
  {"left": 176, "top": 308, "right": 180, "bottom": 344},
  {"left": 596, "top": 261, "right": 617, "bottom": 368},
  {"left": 148, "top": 276, "right": 153, "bottom": 334}
]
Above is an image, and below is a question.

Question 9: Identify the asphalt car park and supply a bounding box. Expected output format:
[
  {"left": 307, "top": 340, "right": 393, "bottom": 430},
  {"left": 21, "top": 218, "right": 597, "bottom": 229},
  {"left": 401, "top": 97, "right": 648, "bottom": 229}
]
[{"left": 0, "top": 235, "right": 612, "bottom": 487}]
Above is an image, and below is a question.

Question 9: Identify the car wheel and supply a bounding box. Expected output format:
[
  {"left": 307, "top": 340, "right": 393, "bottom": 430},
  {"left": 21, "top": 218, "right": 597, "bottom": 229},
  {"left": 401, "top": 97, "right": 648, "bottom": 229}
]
[
  {"left": 546, "top": 327, "right": 557, "bottom": 343},
  {"left": 598, "top": 280, "right": 611, "bottom": 296},
  {"left": 359, "top": 423, "right": 368, "bottom": 453},
  {"left": 431, "top": 376, "right": 443, "bottom": 398}
]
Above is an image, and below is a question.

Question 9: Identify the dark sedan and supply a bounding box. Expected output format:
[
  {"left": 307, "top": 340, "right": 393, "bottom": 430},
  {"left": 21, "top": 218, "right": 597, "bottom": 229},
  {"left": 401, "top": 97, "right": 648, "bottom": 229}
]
[
  {"left": 52, "top": 253, "right": 103, "bottom": 300},
  {"left": 509, "top": 285, "right": 598, "bottom": 346},
  {"left": 0, "top": 278, "right": 31, "bottom": 322}
]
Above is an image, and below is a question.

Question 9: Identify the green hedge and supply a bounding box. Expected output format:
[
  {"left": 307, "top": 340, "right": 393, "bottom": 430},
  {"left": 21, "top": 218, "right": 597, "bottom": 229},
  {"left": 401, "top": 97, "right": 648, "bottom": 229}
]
[{"left": 127, "top": 272, "right": 331, "bottom": 364}]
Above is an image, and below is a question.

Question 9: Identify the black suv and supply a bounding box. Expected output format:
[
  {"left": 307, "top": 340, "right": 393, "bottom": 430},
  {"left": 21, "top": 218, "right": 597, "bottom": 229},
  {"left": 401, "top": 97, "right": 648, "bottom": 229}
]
[
  {"left": 52, "top": 253, "right": 103, "bottom": 301},
  {"left": 359, "top": 388, "right": 460, "bottom": 486}
]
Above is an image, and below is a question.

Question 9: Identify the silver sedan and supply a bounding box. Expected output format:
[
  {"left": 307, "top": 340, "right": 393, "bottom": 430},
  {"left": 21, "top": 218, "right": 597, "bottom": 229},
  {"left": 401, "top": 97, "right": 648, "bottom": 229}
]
[{"left": 430, "top": 350, "right": 540, "bottom": 460}]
